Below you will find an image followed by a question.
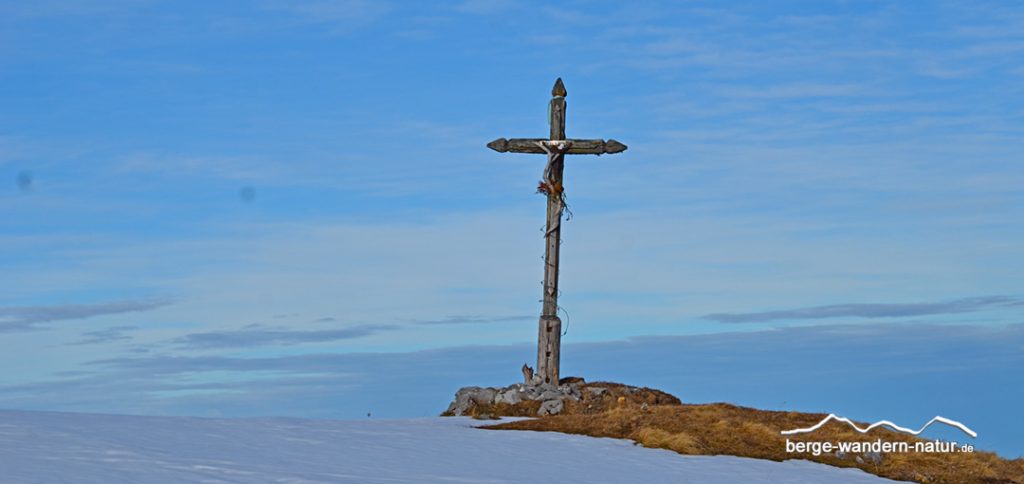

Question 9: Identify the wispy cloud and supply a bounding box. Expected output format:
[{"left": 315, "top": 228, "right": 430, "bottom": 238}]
[
  {"left": 0, "top": 0, "right": 154, "bottom": 19},
  {"left": 714, "top": 82, "right": 868, "bottom": 100},
  {"left": 0, "top": 299, "right": 171, "bottom": 333},
  {"left": 1, "top": 322, "right": 1022, "bottom": 457},
  {"left": 454, "top": 0, "right": 515, "bottom": 15},
  {"left": 702, "top": 296, "right": 1023, "bottom": 324},
  {"left": 172, "top": 324, "right": 400, "bottom": 349},
  {"left": 169, "top": 314, "right": 529, "bottom": 348},
  {"left": 66, "top": 325, "right": 138, "bottom": 345},
  {"left": 260, "top": 0, "right": 391, "bottom": 33},
  {"left": 412, "top": 315, "right": 531, "bottom": 325}
]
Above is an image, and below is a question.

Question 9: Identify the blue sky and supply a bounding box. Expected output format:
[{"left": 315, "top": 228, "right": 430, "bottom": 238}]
[{"left": 1, "top": 0, "right": 1022, "bottom": 456}]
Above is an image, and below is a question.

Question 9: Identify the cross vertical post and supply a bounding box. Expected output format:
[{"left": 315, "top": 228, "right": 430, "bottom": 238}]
[
  {"left": 487, "top": 78, "right": 627, "bottom": 386},
  {"left": 538, "top": 78, "right": 567, "bottom": 385}
]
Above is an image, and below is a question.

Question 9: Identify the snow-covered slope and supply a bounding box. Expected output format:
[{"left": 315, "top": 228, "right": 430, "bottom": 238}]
[{"left": 0, "top": 410, "right": 899, "bottom": 483}]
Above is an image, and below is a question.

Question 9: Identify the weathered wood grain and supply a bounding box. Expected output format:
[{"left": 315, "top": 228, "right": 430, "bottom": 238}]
[
  {"left": 536, "top": 80, "right": 567, "bottom": 386},
  {"left": 487, "top": 77, "right": 626, "bottom": 387},
  {"left": 486, "top": 138, "right": 627, "bottom": 155}
]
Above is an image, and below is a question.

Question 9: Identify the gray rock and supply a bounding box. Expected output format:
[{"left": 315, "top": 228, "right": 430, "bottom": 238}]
[
  {"left": 444, "top": 386, "right": 502, "bottom": 416},
  {"left": 472, "top": 388, "right": 497, "bottom": 405},
  {"left": 863, "top": 451, "right": 883, "bottom": 465},
  {"left": 538, "top": 399, "right": 564, "bottom": 416},
  {"left": 538, "top": 390, "right": 563, "bottom": 401},
  {"left": 495, "top": 389, "right": 522, "bottom": 405},
  {"left": 560, "top": 384, "right": 582, "bottom": 401},
  {"left": 447, "top": 387, "right": 482, "bottom": 416},
  {"left": 586, "top": 387, "right": 608, "bottom": 397},
  {"left": 834, "top": 450, "right": 846, "bottom": 460},
  {"left": 445, "top": 380, "right": 677, "bottom": 417},
  {"left": 522, "top": 385, "right": 542, "bottom": 399}
]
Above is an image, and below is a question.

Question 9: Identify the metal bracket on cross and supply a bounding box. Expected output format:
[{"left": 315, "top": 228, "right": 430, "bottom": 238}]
[
  {"left": 534, "top": 140, "right": 574, "bottom": 155},
  {"left": 536, "top": 140, "right": 573, "bottom": 200}
]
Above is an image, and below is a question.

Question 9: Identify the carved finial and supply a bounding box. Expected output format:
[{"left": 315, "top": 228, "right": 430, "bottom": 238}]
[
  {"left": 605, "top": 139, "right": 627, "bottom": 154},
  {"left": 486, "top": 138, "right": 509, "bottom": 152},
  {"left": 552, "top": 78, "right": 566, "bottom": 97}
]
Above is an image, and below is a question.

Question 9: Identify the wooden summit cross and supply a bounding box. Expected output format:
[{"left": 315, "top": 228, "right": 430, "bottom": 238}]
[{"left": 487, "top": 78, "right": 626, "bottom": 386}]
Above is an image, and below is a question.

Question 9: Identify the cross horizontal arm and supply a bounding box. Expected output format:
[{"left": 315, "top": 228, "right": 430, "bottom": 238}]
[{"left": 487, "top": 138, "right": 627, "bottom": 155}]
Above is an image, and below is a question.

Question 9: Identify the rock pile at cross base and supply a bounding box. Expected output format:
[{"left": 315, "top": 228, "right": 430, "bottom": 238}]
[{"left": 442, "top": 378, "right": 681, "bottom": 418}]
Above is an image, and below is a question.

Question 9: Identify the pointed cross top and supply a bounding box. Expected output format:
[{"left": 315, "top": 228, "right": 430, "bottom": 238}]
[
  {"left": 552, "top": 78, "right": 567, "bottom": 98},
  {"left": 487, "top": 77, "right": 627, "bottom": 156}
]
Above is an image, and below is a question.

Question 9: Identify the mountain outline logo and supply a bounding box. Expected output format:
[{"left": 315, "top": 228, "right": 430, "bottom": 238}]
[{"left": 780, "top": 414, "right": 977, "bottom": 438}]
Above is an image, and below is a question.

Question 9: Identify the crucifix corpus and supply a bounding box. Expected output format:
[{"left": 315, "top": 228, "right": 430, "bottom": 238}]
[{"left": 487, "top": 78, "right": 627, "bottom": 386}]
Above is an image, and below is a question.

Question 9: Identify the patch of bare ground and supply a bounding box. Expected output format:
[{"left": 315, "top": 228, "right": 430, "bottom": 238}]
[{"left": 482, "top": 387, "right": 1023, "bottom": 484}]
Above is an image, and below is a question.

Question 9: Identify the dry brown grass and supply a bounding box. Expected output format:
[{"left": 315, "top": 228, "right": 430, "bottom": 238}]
[{"left": 484, "top": 401, "right": 1024, "bottom": 484}]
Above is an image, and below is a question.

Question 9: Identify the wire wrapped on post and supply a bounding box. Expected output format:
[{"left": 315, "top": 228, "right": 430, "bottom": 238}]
[{"left": 535, "top": 140, "right": 573, "bottom": 236}]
